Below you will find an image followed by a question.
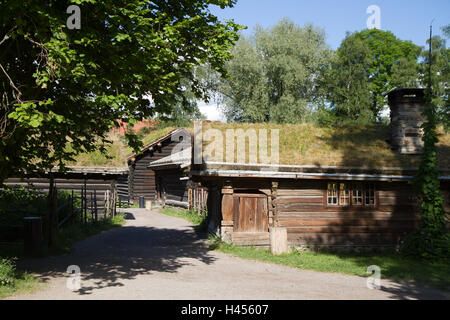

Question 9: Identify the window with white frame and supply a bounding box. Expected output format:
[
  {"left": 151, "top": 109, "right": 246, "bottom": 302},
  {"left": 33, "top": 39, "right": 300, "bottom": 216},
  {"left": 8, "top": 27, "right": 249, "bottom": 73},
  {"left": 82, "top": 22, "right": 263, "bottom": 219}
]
[
  {"left": 339, "top": 183, "right": 350, "bottom": 205},
  {"left": 352, "top": 183, "right": 363, "bottom": 205},
  {"left": 327, "top": 182, "right": 375, "bottom": 206},
  {"left": 327, "top": 182, "right": 338, "bottom": 205}
]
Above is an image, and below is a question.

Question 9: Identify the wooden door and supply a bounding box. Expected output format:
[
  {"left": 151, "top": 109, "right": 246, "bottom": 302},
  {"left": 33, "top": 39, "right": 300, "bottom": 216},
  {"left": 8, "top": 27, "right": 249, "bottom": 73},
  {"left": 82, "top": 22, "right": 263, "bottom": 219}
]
[{"left": 233, "top": 194, "right": 268, "bottom": 232}]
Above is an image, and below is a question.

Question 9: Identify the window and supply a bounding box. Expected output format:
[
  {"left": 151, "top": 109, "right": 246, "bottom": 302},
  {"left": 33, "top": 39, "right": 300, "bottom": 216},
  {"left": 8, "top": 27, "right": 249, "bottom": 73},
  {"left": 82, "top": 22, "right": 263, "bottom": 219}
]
[
  {"left": 352, "top": 183, "right": 363, "bottom": 205},
  {"left": 365, "top": 184, "right": 375, "bottom": 205},
  {"left": 327, "top": 182, "right": 338, "bottom": 205},
  {"left": 339, "top": 183, "right": 350, "bottom": 205},
  {"left": 327, "top": 182, "right": 375, "bottom": 206}
]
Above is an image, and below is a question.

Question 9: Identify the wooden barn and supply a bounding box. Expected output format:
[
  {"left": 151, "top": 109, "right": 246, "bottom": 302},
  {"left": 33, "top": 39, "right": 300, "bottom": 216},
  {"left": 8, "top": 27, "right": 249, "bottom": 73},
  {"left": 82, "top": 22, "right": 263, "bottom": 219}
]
[
  {"left": 127, "top": 127, "right": 193, "bottom": 206},
  {"left": 190, "top": 88, "right": 450, "bottom": 249},
  {"left": 3, "top": 166, "right": 129, "bottom": 217}
]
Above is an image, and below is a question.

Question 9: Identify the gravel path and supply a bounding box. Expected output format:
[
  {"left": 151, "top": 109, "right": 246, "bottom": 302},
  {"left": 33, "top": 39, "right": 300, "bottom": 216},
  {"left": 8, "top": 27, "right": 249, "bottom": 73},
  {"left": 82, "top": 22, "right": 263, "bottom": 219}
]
[{"left": 6, "top": 208, "right": 449, "bottom": 300}]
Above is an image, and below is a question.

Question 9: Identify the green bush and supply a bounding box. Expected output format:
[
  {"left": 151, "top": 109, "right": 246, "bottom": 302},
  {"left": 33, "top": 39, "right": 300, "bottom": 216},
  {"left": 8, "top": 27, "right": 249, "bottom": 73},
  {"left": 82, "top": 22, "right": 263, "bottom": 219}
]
[
  {"left": 401, "top": 228, "right": 450, "bottom": 261},
  {"left": 0, "top": 185, "right": 80, "bottom": 225},
  {"left": 0, "top": 258, "right": 16, "bottom": 287}
]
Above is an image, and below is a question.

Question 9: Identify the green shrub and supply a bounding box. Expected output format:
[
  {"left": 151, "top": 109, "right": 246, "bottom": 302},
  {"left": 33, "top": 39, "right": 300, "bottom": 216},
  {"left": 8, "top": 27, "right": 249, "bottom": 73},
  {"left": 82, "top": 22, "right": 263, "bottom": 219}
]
[
  {"left": 0, "top": 185, "right": 81, "bottom": 225},
  {"left": 0, "top": 258, "right": 16, "bottom": 287},
  {"left": 401, "top": 228, "right": 450, "bottom": 261}
]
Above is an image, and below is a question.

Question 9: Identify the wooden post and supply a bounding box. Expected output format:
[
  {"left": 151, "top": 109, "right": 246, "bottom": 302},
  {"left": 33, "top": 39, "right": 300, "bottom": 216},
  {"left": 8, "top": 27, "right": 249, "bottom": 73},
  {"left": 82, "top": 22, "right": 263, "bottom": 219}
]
[
  {"left": 105, "top": 190, "right": 109, "bottom": 217},
  {"left": 94, "top": 189, "right": 98, "bottom": 221},
  {"left": 271, "top": 181, "right": 278, "bottom": 227},
  {"left": 45, "top": 177, "right": 56, "bottom": 247},
  {"left": 188, "top": 189, "right": 192, "bottom": 209},
  {"left": 270, "top": 227, "right": 289, "bottom": 255},
  {"left": 112, "top": 187, "right": 117, "bottom": 218},
  {"left": 221, "top": 185, "right": 234, "bottom": 243},
  {"left": 80, "top": 187, "right": 84, "bottom": 224},
  {"left": 90, "top": 192, "right": 93, "bottom": 221},
  {"left": 83, "top": 184, "right": 87, "bottom": 224},
  {"left": 71, "top": 190, "right": 74, "bottom": 225}
]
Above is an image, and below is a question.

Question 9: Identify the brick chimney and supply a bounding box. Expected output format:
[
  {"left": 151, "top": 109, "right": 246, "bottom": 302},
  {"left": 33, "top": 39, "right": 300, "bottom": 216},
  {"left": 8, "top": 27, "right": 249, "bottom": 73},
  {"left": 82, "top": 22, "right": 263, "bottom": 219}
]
[{"left": 388, "top": 88, "right": 426, "bottom": 154}]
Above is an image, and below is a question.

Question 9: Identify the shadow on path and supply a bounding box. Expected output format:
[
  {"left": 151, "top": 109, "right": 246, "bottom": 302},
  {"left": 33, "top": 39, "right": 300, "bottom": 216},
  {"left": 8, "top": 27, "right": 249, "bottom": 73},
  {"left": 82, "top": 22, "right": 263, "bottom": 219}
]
[{"left": 16, "top": 213, "right": 216, "bottom": 295}]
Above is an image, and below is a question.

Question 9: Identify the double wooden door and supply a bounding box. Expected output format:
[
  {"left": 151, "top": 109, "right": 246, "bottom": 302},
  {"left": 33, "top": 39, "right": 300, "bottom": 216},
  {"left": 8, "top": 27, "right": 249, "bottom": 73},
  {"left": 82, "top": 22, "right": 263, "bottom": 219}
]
[{"left": 233, "top": 193, "right": 268, "bottom": 232}]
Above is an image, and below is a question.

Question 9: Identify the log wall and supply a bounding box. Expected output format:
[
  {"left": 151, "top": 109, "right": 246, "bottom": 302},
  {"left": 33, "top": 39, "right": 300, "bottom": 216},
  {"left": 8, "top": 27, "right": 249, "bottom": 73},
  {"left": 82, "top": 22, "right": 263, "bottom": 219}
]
[
  {"left": 128, "top": 140, "right": 179, "bottom": 201},
  {"left": 207, "top": 176, "right": 450, "bottom": 249},
  {"left": 154, "top": 169, "right": 194, "bottom": 206},
  {"left": 275, "top": 180, "right": 421, "bottom": 248}
]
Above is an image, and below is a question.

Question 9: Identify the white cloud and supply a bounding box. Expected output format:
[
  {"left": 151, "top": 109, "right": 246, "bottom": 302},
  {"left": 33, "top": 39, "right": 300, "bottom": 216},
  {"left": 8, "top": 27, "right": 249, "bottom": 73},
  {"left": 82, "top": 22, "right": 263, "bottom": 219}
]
[{"left": 198, "top": 100, "right": 226, "bottom": 122}]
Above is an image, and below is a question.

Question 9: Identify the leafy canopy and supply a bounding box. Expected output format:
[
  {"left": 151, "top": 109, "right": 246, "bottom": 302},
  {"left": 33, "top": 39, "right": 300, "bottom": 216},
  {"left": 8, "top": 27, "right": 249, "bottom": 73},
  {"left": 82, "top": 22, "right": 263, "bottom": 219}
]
[
  {"left": 0, "top": 0, "right": 243, "bottom": 180},
  {"left": 219, "top": 18, "right": 332, "bottom": 123},
  {"left": 325, "top": 29, "right": 421, "bottom": 122}
]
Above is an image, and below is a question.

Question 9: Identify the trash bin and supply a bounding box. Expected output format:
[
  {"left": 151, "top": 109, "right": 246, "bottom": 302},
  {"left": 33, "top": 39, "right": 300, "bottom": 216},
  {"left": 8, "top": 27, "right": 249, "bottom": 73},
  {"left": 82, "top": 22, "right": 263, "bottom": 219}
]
[
  {"left": 23, "top": 217, "right": 43, "bottom": 257},
  {"left": 139, "top": 196, "right": 145, "bottom": 208}
]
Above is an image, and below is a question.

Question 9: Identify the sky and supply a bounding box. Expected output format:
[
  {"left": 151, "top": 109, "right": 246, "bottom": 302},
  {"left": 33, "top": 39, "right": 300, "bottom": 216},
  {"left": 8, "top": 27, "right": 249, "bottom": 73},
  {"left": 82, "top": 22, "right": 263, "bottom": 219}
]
[{"left": 200, "top": 0, "right": 450, "bottom": 121}]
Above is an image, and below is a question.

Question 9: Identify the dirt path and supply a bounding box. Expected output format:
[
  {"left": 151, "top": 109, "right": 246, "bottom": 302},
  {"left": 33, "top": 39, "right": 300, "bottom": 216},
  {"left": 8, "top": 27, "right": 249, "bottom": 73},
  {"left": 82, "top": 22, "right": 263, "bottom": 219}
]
[{"left": 5, "top": 208, "right": 448, "bottom": 300}]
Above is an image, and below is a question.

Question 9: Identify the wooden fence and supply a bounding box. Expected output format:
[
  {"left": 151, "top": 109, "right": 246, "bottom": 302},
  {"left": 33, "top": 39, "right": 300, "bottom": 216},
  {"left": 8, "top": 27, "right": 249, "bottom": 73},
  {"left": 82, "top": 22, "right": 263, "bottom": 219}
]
[
  {"left": 0, "top": 184, "right": 119, "bottom": 247},
  {"left": 188, "top": 187, "right": 208, "bottom": 216}
]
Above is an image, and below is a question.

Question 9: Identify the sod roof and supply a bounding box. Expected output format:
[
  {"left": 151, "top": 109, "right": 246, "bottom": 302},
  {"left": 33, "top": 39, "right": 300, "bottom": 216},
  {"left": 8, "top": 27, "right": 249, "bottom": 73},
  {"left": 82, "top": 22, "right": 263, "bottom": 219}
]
[{"left": 70, "top": 121, "right": 450, "bottom": 171}]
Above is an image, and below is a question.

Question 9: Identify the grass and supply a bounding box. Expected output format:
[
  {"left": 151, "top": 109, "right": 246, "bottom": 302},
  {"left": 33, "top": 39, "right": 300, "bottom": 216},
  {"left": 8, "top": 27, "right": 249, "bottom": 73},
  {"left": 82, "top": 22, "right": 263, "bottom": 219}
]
[
  {"left": 0, "top": 213, "right": 126, "bottom": 299},
  {"left": 202, "top": 121, "right": 450, "bottom": 169},
  {"left": 0, "top": 265, "right": 42, "bottom": 299},
  {"left": 159, "top": 206, "right": 207, "bottom": 229},
  {"left": 68, "top": 121, "right": 450, "bottom": 169},
  {"left": 210, "top": 238, "right": 450, "bottom": 291},
  {"left": 68, "top": 125, "right": 188, "bottom": 167}
]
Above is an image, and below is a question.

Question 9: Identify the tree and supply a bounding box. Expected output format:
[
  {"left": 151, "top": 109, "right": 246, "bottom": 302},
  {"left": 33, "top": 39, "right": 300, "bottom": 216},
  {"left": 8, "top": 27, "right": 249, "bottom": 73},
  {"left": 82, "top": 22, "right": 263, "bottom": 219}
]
[
  {"left": 219, "top": 18, "right": 332, "bottom": 123},
  {"left": 419, "top": 33, "right": 449, "bottom": 130},
  {"left": 320, "top": 34, "right": 373, "bottom": 123},
  {"left": 401, "top": 27, "right": 449, "bottom": 260},
  {"left": 0, "top": 0, "right": 243, "bottom": 181},
  {"left": 328, "top": 29, "right": 421, "bottom": 121}
]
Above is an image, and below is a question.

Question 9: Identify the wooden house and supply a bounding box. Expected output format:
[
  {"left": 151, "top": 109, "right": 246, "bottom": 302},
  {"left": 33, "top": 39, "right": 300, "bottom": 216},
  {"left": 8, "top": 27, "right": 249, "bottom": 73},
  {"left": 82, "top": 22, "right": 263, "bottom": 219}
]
[
  {"left": 189, "top": 89, "right": 450, "bottom": 249},
  {"left": 127, "top": 128, "right": 193, "bottom": 206}
]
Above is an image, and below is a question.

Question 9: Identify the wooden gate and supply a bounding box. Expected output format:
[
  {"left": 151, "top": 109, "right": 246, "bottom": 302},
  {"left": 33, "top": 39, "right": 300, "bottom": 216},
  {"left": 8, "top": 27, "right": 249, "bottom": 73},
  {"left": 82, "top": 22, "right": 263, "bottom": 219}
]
[{"left": 232, "top": 193, "right": 268, "bottom": 232}]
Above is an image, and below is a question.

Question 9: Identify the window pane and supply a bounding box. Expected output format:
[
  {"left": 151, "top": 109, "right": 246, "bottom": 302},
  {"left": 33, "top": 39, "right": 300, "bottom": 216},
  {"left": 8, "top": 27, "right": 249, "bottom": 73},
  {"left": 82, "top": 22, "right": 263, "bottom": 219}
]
[
  {"left": 339, "top": 183, "right": 350, "bottom": 205},
  {"left": 327, "top": 183, "right": 338, "bottom": 205},
  {"left": 352, "top": 183, "right": 363, "bottom": 205},
  {"left": 365, "top": 184, "right": 375, "bottom": 205}
]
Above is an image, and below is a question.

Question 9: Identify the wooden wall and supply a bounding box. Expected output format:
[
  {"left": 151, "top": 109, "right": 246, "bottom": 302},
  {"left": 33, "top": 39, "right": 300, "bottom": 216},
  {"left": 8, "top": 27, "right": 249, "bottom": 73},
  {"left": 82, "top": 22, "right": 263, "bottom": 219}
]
[
  {"left": 206, "top": 176, "right": 450, "bottom": 249},
  {"left": 128, "top": 139, "right": 180, "bottom": 201},
  {"left": 275, "top": 180, "right": 420, "bottom": 248},
  {"left": 154, "top": 168, "right": 193, "bottom": 206}
]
